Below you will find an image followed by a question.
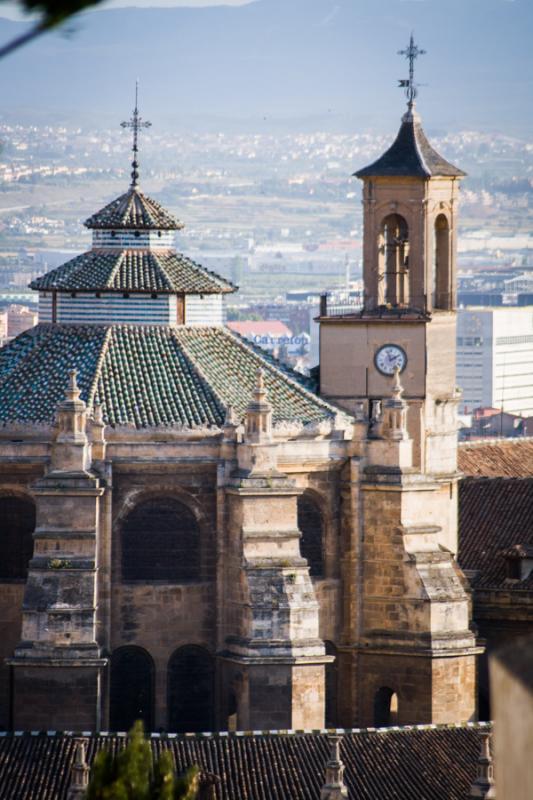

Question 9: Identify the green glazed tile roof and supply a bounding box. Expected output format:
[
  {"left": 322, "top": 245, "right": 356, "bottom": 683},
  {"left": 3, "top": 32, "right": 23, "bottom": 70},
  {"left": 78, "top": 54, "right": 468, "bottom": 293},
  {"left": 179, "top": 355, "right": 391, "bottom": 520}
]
[
  {"left": 30, "top": 251, "right": 235, "bottom": 294},
  {"left": 85, "top": 187, "right": 184, "bottom": 230},
  {"left": 0, "top": 324, "right": 338, "bottom": 428}
]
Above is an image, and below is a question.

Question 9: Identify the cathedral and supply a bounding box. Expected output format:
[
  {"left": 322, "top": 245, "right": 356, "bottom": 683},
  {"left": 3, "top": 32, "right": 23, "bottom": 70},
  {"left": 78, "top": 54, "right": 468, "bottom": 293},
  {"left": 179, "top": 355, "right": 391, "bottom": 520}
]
[{"left": 0, "top": 55, "right": 481, "bottom": 733}]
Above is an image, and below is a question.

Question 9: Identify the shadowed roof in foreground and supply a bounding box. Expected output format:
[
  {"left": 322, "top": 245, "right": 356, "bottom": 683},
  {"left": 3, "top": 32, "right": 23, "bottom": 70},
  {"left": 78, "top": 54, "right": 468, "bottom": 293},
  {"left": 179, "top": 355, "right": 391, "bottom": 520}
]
[
  {"left": 0, "top": 723, "right": 488, "bottom": 800},
  {"left": 459, "top": 476, "right": 533, "bottom": 589}
]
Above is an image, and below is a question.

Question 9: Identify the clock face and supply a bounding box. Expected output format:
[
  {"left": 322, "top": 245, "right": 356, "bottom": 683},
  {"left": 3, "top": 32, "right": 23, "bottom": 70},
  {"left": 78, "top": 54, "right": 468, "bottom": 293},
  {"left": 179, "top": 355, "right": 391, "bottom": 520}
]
[{"left": 374, "top": 344, "right": 407, "bottom": 376}]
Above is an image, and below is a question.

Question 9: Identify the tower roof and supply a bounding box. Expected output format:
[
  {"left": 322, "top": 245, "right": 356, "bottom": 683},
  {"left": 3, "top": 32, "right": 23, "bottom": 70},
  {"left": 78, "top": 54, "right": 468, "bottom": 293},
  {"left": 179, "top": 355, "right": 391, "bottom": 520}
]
[
  {"left": 30, "top": 250, "right": 235, "bottom": 294},
  {"left": 355, "top": 109, "right": 466, "bottom": 179},
  {"left": 84, "top": 187, "right": 184, "bottom": 231}
]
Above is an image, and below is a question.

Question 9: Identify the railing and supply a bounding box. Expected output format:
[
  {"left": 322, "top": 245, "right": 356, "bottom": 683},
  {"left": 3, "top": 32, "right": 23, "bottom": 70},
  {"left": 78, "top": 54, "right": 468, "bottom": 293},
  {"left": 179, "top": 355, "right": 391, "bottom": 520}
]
[{"left": 319, "top": 292, "right": 364, "bottom": 317}]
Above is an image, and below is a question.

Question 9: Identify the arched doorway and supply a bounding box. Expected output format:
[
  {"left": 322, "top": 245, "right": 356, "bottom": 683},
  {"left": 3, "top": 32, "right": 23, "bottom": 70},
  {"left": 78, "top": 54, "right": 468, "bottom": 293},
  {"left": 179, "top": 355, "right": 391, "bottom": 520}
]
[
  {"left": 378, "top": 214, "right": 409, "bottom": 306},
  {"left": 121, "top": 497, "right": 200, "bottom": 582},
  {"left": 110, "top": 646, "right": 154, "bottom": 732},
  {"left": 0, "top": 495, "right": 35, "bottom": 580},
  {"left": 167, "top": 646, "right": 214, "bottom": 733},
  {"left": 297, "top": 494, "right": 324, "bottom": 578},
  {"left": 373, "top": 686, "right": 398, "bottom": 727},
  {"left": 434, "top": 214, "right": 451, "bottom": 309}
]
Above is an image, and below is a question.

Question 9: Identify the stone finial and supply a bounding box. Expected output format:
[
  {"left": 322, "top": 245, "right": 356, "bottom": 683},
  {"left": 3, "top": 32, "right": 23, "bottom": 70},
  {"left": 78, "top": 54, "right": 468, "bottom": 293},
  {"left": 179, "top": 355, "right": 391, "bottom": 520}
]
[
  {"left": 391, "top": 365, "right": 404, "bottom": 402},
  {"left": 382, "top": 366, "right": 409, "bottom": 441},
  {"left": 67, "top": 739, "right": 90, "bottom": 800},
  {"left": 320, "top": 735, "right": 348, "bottom": 800},
  {"left": 66, "top": 369, "right": 81, "bottom": 403},
  {"left": 93, "top": 400, "right": 104, "bottom": 425},
  {"left": 224, "top": 405, "right": 239, "bottom": 427},
  {"left": 89, "top": 400, "right": 107, "bottom": 462},
  {"left": 469, "top": 731, "right": 496, "bottom": 799},
  {"left": 244, "top": 368, "right": 273, "bottom": 444},
  {"left": 51, "top": 368, "right": 90, "bottom": 473}
]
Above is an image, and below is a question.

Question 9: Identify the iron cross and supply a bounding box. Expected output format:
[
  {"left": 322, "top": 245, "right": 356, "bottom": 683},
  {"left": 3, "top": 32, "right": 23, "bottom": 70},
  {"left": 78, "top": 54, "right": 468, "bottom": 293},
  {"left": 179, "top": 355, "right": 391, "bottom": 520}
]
[
  {"left": 398, "top": 34, "right": 426, "bottom": 108},
  {"left": 121, "top": 82, "right": 152, "bottom": 188}
]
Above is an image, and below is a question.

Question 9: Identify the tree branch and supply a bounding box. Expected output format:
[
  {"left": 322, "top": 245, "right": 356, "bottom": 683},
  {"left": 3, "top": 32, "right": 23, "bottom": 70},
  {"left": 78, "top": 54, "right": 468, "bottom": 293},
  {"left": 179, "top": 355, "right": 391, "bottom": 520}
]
[{"left": 0, "top": 21, "right": 47, "bottom": 60}]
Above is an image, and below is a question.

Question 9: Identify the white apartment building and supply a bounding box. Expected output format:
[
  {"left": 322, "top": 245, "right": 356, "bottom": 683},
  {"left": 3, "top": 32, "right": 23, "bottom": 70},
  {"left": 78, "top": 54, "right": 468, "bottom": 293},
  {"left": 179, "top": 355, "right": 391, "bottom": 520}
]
[{"left": 457, "top": 307, "right": 533, "bottom": 415}]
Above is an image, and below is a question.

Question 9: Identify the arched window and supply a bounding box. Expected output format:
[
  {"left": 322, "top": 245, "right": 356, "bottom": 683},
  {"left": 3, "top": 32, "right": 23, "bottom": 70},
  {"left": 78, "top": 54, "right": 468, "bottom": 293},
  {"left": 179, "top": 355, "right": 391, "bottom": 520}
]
[
  {"left": 325, "top": 641, "right": 338, "bottom": 728},
  {"left": 378, "top": 214, "right": 409, "bottom": 306},
  {"left": 121, "top": 497, "right": 200, "bottom": 582},
  {"left": 373, "top": 686, "right": 398, "bottom": 727},
  {"left": 167, "top": 646, "right": 214, "bottom": 733},
  {"left": 0, "top": 496, "right": 35, "bottom": 580},
  {"left": 434, "top": 214, "right": 451, "bottom": 309},
  {"left": 297, "top": 495, "right": 324, "bottom": 578},
  {"left": 110, "top": 646, "right": 154, "bottom": 732}
]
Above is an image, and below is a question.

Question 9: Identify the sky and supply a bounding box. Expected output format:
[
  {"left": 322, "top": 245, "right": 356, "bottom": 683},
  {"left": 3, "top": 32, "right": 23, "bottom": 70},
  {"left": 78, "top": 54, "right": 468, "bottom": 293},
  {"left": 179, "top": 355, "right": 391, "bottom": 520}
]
[{"left": 0, "top": 0, "right": 253, "bottom": 20}]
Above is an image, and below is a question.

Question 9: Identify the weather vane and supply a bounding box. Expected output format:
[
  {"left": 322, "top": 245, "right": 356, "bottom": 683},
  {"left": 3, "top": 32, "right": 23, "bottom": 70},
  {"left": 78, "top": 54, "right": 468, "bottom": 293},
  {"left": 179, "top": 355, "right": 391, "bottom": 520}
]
[
  {"left": 121, "top": 81, "right": 152, "bottom": 188},
  {"left": 398, "top": 34, "right": 426, "bottom": 110}
]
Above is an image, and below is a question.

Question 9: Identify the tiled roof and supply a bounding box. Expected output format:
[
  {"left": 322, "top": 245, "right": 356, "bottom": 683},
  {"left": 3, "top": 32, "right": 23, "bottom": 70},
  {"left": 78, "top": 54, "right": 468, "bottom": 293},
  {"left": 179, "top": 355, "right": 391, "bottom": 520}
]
[
  {"left": 459, "top": 477, "right": 533, "bottom": 589},
  {"left": 0, "top": 723, "right": 489, "bottom": 800},
  {"left": 30, "top": 251, "right": 235, "bottom": 295},
  {"left": 355, "top": 111, "right": 465, "bottom": 179},
  {"left": 458, "top": 438, "right": 533, "bottom": 478},
  {"left": 0, "top": 324, "right": 337, "bottom": 428},
  {"left": 84, "top": 187, "right": 184, "bottom": 230}
]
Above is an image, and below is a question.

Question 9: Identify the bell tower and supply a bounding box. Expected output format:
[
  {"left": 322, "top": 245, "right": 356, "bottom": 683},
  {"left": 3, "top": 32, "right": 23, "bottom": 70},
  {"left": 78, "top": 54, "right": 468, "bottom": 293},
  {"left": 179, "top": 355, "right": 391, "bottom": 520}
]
[
  {"left": 320, "top": 39, "right": 481, "bottom": 726},
  {"left": 320, "top": 35, "right": 465, "bottom": 479}
]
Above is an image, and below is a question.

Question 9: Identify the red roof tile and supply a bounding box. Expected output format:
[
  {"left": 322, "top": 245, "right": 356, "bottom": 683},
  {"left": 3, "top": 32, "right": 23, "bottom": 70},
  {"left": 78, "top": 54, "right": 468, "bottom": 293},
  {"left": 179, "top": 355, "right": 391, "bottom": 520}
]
[{"left": 458, "top": 439, "right": 533, "bottom": 478}]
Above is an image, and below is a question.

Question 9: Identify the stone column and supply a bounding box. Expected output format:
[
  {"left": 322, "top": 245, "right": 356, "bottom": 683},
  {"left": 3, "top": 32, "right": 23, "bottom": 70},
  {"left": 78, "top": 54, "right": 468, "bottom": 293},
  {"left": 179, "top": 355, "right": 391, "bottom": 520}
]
[
  {"left": 219, "top": 371, "right": 330, "bottom": 730},
  {"left": 9, "top": 371, "right": 107, "bottom": 730}
]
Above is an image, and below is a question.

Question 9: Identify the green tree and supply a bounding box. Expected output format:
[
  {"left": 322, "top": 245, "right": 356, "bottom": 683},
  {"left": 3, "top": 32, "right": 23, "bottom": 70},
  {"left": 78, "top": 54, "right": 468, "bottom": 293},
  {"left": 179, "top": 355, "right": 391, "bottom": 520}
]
[
  {"left": 86, "top": 721, "right": 199, "bottom": 800},
  {"left": 0, "top": 0, "right": 105, "bottom": 60}
]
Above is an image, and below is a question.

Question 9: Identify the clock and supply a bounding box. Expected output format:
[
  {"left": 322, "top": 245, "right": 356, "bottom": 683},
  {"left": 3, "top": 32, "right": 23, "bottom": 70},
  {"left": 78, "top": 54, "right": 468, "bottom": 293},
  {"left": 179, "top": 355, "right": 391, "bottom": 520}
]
[{"left": 374, "top": 344, "right": 407, "bottom": 376}]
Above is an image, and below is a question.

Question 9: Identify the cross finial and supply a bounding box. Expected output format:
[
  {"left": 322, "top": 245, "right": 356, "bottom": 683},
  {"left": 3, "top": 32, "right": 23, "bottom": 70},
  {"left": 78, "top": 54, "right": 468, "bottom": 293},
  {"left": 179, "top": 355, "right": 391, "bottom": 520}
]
[
  {"left": 120, "top": 80, "right": 152, "bottom": 188},
  {"left": 398, "top": 33, "right": 426, "bottom": 110}
]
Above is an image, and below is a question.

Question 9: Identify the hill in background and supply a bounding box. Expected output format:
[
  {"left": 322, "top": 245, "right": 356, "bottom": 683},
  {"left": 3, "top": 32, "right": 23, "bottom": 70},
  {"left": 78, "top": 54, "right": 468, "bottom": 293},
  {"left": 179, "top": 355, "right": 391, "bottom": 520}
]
[{"left": 0, "top": 0, "right": 530, "bottom": 133}]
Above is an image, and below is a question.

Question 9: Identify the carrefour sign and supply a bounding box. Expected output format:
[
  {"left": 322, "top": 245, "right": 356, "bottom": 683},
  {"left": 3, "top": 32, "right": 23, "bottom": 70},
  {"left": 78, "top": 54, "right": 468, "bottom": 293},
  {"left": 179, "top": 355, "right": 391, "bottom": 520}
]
[{"left": 252, "top": 335, "right": 307, "bottom": 346}]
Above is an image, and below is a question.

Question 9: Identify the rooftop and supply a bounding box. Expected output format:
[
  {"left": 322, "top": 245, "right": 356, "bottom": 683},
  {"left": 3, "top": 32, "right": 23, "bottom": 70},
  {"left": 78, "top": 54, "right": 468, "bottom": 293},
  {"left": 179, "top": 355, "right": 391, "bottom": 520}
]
[
  {"left": 355, "top": 109, "right": 465, "bottom": 179},
  {"left": 84, "top": 186, "right": 184, "bottom": 231},
  {"left": 458, "top": 438, "right": 533, "bottom": 478},
  {"left": 30, "top": 250, "right": 235, "bottom": 295},
  {"left": 0, "top": 723, "right": 490, "bottom": 800},
  {"left": 0, "top": 324, "right": 336, "bottom": 428},
  {"left": 459, "top": 476, "right": 533, "bottom": 589}
]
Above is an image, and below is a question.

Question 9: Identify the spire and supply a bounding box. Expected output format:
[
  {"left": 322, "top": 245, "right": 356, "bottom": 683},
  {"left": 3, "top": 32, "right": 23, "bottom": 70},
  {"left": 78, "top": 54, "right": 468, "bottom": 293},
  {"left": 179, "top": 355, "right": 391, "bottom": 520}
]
[
  {"left": 469, "top": 731, "right": 496, "bottom": 799},
  {"left": 67, "top": 739, "right": 90, "bottom": 800},
  {"left": 320, "top": 735, "right": 348, "bottom": 800},
  {"left": 355, "top": 37, "right": 465, "bottom": 179},
  {"left": 120, "top": 81, "right": 152, "bottom": 189},
  {"left": 398, "top": 33, "right": 426, "bottom": 113}
]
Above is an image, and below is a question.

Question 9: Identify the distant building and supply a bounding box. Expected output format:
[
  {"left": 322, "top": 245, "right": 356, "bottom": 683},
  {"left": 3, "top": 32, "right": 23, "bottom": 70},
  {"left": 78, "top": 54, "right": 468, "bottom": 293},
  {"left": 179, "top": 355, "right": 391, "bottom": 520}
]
[
  {"left": 457, "top": 307, "right": 533, "bottom": 415},
  {"left": 0, "top": 309, "right": 7, "bottom": 344},
  {"left": 469, "top": 407, "right": 524, "bottom": 438},
  {"left": 227, "top": 319, "right": 309, "bottom": 358},
  {"left": 5, "top": 304, "right": 38, "bottom": 338}
]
